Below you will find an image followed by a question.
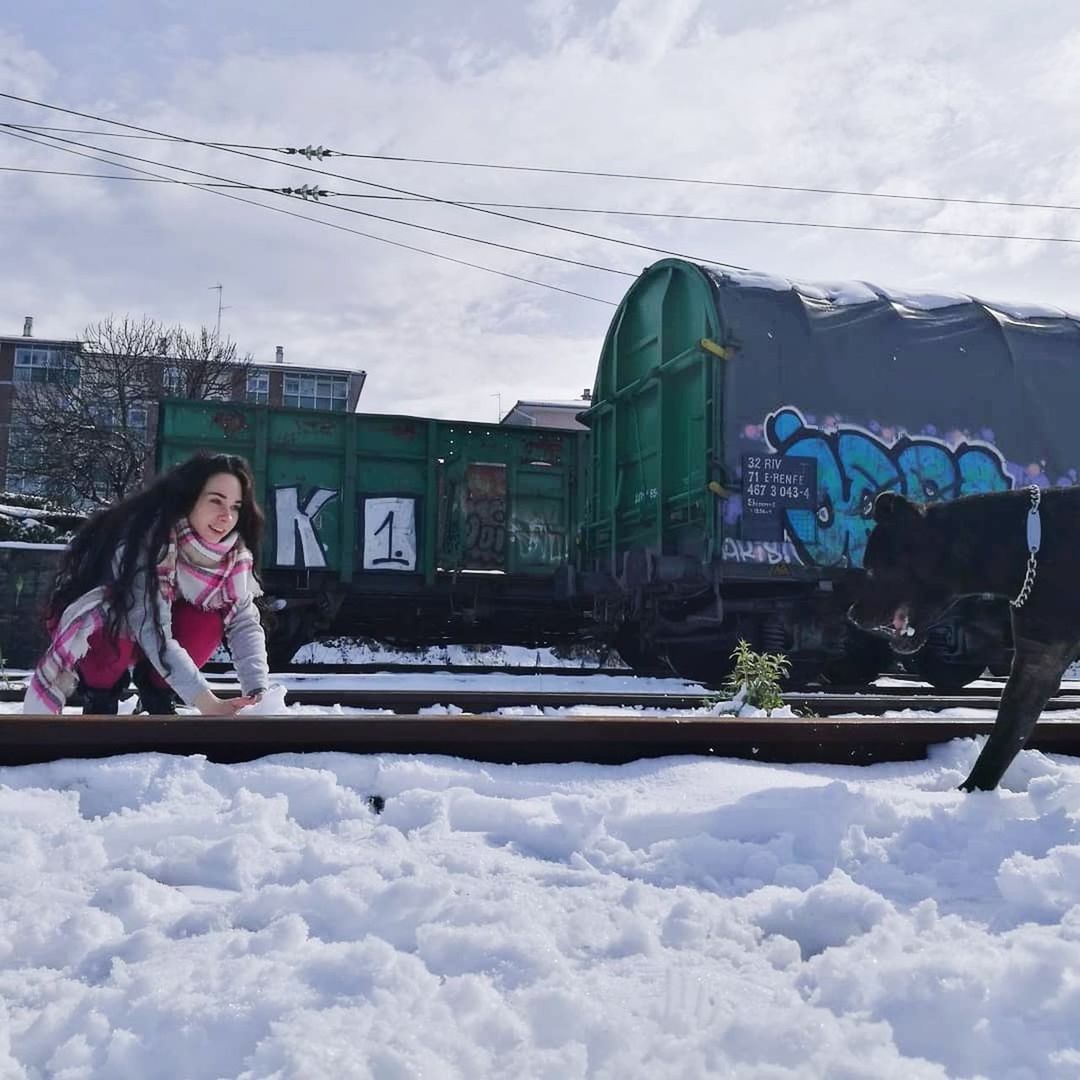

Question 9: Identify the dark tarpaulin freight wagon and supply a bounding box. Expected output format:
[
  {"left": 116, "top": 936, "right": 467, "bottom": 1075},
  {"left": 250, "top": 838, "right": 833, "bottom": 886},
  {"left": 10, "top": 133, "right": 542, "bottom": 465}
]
[
  {"left": 158, "top": 400, "right": 587, "bottom": 665},
  {"left": 579, "top": 257, "right": 1080, "bottom": 688}
]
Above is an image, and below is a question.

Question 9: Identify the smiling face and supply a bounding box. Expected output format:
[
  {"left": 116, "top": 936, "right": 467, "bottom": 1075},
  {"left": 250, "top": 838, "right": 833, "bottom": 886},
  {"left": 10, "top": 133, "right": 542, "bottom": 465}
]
[
  {"left": 848, "top": 493, "right": 957, "bottom": 653},
  {"left": 188, "top": 471, "right": 244, "bottom": 545}
]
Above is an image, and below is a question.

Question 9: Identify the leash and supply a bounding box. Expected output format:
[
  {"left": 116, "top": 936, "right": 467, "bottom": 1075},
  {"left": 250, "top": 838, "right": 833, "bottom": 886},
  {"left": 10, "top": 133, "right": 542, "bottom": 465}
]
[{"left": 1010, "top": 484, "right": 1041, "bottom": 608}]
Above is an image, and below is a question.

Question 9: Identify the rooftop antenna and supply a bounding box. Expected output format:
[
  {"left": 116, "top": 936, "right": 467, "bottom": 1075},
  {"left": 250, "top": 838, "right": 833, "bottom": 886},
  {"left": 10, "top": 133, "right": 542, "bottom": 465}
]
[{"left": 208, "top": 283, "right": 231, "bottom": 340}]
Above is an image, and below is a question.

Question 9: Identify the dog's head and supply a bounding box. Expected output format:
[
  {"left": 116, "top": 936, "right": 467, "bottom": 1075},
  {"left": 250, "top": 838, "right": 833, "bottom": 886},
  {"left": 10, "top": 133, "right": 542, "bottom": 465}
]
[{"left": 848, "top": 492, "right": 957, "bottom": 653}]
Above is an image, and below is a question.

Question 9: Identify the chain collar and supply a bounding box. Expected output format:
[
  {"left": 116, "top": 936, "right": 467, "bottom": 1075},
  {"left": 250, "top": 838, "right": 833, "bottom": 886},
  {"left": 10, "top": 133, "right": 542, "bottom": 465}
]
[{"left": 1010, "top": 484, "right": 1042, "bottom": 609}]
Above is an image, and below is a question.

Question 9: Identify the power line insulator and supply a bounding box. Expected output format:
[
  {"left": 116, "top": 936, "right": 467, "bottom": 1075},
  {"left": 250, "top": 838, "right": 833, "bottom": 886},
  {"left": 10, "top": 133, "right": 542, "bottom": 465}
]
[
  {"left": 280, "top": 185, "right": 330, "bottom": 201},
  {"left": 285, "top": 144, "right": 334, "bottom": 160}
]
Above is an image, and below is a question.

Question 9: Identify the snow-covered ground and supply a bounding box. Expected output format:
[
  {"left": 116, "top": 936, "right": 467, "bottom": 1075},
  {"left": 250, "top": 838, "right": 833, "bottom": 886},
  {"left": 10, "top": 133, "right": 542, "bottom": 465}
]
[
  {"left": 289, "top": 641, "right": 628, "bottom": 669},
  {"left": 4, "top": 660, "right": 1080, "bottom": 1077}
]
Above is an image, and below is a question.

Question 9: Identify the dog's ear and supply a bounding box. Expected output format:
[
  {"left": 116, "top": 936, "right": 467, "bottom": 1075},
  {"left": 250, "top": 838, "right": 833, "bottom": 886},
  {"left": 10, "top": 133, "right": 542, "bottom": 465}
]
[{"left": 873, "top": 491, "right": 923, "bottom": 524}]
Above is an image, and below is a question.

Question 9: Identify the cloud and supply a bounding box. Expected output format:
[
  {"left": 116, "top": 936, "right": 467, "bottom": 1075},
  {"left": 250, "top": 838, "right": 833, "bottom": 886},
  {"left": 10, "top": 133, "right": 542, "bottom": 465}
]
[
  {"left": 601, "top": 0, "right": 702, "bottom": 64},
  {"left": 0, "top": 30, "right": 53, "bottom": 97}
]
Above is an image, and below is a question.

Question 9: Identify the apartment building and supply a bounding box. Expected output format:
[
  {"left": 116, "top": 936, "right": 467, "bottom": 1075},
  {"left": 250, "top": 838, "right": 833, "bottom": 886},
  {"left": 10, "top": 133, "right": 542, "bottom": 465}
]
[{"left": 0, "top": 317, "right": 367, "bottom": 494}]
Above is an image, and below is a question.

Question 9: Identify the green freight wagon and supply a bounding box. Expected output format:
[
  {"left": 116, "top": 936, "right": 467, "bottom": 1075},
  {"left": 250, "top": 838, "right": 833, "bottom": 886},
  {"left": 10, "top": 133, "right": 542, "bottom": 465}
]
[
  {"left": 158, "top": 400, "right": 587, "bottom": 665},
  {"left": 579, "top": 258, "right": 1080, "bottom": 688}
]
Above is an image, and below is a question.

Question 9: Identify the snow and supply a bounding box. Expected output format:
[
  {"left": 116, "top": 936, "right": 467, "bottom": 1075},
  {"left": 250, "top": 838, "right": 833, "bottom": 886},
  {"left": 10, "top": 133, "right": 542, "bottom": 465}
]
[
  {"left": 4, "top": 670, "right": 1080, "bottom": 1076},
  {"left": 979, "top": 299, "right": 1074, "bottom": 321},
  {"left": 717, "top": 267, "right": 972, "bottom": 310},
  {"left": 875, "top": 287, "right": 974, "bottom": 311},
  {"left": 290, "top": 641, "right": 629, "bottom": 670},
  {"left": 0, "top": 541, "right": 68, "bottom": 550},
  {"left": 712, "top": 267, "right": 1080, "bottom": 322},
  {"left": 0, "top": 504, "right": 58, "bottom": 520}
]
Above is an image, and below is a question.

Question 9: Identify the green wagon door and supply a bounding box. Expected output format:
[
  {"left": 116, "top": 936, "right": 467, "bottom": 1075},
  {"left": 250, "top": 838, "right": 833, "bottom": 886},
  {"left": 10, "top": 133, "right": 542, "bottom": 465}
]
[
  {"left": 437, "top": 456, "right": 571, "bottom": 574},
  {"left": 511, "top": 461, "right": 571, "bottom": 573},
  {"left": 437, "top": 458, "right": 508, "bottom": 571}
]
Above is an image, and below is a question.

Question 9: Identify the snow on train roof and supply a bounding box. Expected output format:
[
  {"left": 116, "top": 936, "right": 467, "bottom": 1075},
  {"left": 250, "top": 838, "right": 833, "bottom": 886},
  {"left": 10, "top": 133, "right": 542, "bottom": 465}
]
[{"left": 709, "top": 266, "right": 1080, "bottom": 322}]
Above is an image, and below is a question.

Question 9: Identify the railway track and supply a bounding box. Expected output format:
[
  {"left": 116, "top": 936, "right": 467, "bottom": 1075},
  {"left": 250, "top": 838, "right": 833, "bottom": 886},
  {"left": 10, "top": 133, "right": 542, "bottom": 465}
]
[
  {"left": 4, "top": 713, "right": 1080, "bottom": 769},
  {"left": 6, "top": 680, "right": 1080, "bottom": 715},
  {"left": 4, "top": 681, "right": 1080, "bottom": 768}
]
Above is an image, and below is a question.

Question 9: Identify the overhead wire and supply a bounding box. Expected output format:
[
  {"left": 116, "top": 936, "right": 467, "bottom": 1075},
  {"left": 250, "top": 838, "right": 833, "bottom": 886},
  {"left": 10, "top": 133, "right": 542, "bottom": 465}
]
[
  {"left": 0, "top": 127, "right": 619, "bottom": 306},
  {"left": 6, "top": 161, "right": 1080, "bottom": 245},
  {"left": 1, "top": 123, "right": 636, "bottom": 278},
  {"left": 346, "top": 199, "right": 1080, "bottom": 245},
  {"left": 0, "top": 95, "right": 751, "bottom": 270},
  {"left": 0, "top": 163, "right": 250, "bottom": 187},
  {"left": 4, "top": 119, "right": 1078, "bottom": 215}
]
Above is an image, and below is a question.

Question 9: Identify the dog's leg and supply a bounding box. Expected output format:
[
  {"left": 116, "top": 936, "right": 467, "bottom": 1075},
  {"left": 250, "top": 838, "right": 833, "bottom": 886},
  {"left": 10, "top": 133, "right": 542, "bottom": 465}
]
[{"left": 960, "top": 636, "right": 1072, "bottom": 791}]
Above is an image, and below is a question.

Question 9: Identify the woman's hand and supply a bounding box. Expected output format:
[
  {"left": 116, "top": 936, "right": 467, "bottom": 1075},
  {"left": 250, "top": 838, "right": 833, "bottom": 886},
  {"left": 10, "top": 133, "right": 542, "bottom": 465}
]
[{"left": 194, "top": 690, "right": 254, "bottom": 716}]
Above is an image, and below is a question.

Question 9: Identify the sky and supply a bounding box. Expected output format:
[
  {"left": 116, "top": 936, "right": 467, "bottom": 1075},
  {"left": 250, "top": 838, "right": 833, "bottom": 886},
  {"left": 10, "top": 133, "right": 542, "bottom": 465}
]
[
  {"left": 2, "top": 2, "right": 1080, "bottom": 420},
  {"left": 4, "top": 688, "right": 1080, "bottom": 1078}
]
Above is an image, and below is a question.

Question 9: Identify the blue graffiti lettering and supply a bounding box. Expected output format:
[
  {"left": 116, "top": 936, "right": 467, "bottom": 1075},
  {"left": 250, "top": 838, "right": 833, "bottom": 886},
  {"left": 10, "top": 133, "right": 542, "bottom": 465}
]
[{"left": 759, "top": 407, "right": 1011, "bottom": 568}]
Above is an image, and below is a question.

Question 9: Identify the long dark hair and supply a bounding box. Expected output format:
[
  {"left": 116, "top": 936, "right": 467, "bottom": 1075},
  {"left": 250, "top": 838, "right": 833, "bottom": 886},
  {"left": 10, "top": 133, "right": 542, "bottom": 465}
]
[{"left": 48, "top": 454, "right": 265, "bottom": 656}]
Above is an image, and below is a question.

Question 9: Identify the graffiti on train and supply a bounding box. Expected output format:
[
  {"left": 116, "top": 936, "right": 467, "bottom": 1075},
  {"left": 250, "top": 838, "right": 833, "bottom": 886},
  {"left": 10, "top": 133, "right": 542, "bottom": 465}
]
[
  {"left": 462, "top": 495, "right": 507, "bottom": 568},
  {"left": 363, "top": 497, "right": 418, "bottom": 571},
  {"left": 509, "top": 509, "right": 567, "bottom": 567},
  {"left": 272, "top": 480, "right": 565, "bottom": 572},
  {"left": 729, "top": 407, "right": 1012, "bottom": 569},
  {"left": 720, "top": 538, "right": 803, "bottom": 566},
  {"left": 274, "top": 486, "right": 337, "bottom": 568}
]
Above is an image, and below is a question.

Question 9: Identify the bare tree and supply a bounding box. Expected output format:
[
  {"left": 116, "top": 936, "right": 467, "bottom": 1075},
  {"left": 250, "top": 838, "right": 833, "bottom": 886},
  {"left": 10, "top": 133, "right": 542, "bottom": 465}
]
[
  {"left": 11, "top": 315, "right": 253, "bottom": 508},
  {"left": 166, "top": 325, "right": 253, "bottom": 400}
]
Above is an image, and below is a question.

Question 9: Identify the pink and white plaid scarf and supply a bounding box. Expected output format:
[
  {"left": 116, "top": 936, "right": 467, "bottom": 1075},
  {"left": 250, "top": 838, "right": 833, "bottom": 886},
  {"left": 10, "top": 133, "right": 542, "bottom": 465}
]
[
  {"left": 24, "top": 518, "right": 257, "bottom": 714},
  {"left": 158, "top": 518, "right": 255, "bottom": 615}
]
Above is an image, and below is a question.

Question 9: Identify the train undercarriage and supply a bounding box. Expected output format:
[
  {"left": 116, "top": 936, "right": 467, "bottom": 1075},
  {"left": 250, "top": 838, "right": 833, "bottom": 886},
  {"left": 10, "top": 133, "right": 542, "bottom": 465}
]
[
  {"left": 594, "top": 571, "right": 1014, "bottom": 691},
  {"left": 261, "top": 568, "right": 589, "bottom": 669}
]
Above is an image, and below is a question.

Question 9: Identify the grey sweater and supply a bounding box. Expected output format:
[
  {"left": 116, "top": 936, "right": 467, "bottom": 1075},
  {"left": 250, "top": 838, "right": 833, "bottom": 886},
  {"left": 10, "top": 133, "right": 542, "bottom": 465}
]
[{"left": 128, "top": 559, "right": 269, "bottom": 705}]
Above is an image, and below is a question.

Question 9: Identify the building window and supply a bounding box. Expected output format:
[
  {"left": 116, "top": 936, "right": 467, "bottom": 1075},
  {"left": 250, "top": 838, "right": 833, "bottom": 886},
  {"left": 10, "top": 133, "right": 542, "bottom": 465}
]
[
  {"left": 4, "top": 440, "right": 45, "bottom": 495},
  {"left": 82, "top": 402, "right": 149, "bottom": 432},
  {"left": 246, "top": 371, "right": 270, "bottom": 404},
  {"left": 3, "top": 427, "right": 70, "bottom": 496},
  {"left": 162, "top": 364, "right": 184, "bottom": 396},
  {"left": 88, "top": 403, "right": 118, "bottom": 428},
  {"left": 283, "top": 372, "right": 348, "bottom": 411},
  {"left": 202, "top": 379, "right": 231, "bottom": 401},
  {"left": 14, "top": 346, "right": 79, "bottom": 385}
]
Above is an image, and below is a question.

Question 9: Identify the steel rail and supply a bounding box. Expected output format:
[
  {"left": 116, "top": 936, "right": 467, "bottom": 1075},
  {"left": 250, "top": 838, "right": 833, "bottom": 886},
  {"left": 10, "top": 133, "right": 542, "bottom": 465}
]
[
  {"left": 4, "top": 686, "right": 1080, "bottom": 713},
  {"left": 0, "top": 686, "right": 709, "bottom": 709},
  {"left": 4, "top": 714, "right": 1080, "bottom": 768}
]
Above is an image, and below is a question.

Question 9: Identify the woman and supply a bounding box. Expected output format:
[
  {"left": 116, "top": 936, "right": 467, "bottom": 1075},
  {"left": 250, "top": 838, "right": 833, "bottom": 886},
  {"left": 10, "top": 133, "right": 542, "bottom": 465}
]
[{"left": 24, "top": 453, "right": 269, "bottom": 716}]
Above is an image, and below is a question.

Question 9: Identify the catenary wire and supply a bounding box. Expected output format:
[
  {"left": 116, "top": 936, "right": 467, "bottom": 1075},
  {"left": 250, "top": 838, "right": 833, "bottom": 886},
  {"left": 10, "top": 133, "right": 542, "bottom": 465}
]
[
  {"left": 344, "top": 199, "right": 1080, "bottom": 245},
  {"left": 0, "top": 124, "right": 637, "bottom": 279},
  {"left": 0, "top": 164, "right": 250, "bottom": 186},
  {"left": 6, "top": 162, "right": 1080, "bottom": 245},
  {"left": 0, "top": 96, "right": 751, "bottom": 270},
  {"left": 0, "top": 128, "right": 619, "bottom": 306},
  {"left": 3, "top": 120, "right": 1078, "bottom": 216}
]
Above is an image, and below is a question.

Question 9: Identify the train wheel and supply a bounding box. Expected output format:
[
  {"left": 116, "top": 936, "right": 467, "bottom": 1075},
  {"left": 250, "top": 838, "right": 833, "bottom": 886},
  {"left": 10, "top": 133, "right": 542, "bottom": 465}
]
[
  {"left": 911, "top": 645, "right": 988, "bottom": 690},
  {"left": 265, "top": 607, "right": 313, "bottom": 671},
  {"left": 663, "top": 643, "right": 735, "bottom": 689},
  {"left": 267, "top": 635, "right": 304, "bottom": 671},
  {"left": 820, "top": 629, "right": 893, "bottom": 688},
  {"left": 612, "top": 626, "right": 673, "bottom": 677}
]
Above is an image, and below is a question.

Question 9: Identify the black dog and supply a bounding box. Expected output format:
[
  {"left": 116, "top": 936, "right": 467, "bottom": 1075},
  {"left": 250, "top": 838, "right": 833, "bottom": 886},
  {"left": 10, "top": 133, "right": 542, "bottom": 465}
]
[{"left": 850, "top": 487, "right": 1078, "bottom": 791}]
